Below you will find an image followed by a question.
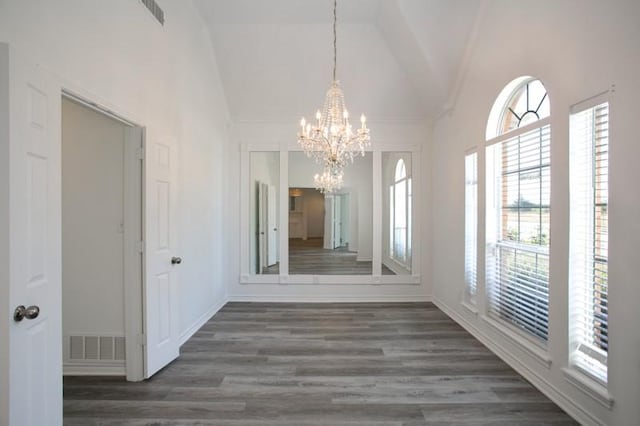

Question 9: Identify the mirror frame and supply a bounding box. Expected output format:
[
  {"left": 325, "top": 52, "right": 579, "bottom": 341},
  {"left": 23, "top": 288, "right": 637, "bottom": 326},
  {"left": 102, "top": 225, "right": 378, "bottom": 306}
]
[{"left": 240, "top": 142, "right": 421, "bottom": 285}]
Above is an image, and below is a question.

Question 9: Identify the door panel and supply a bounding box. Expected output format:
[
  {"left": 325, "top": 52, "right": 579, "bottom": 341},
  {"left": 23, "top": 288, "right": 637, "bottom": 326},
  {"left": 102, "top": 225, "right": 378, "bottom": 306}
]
[
  {"left": 2, "top": 43, "right": 63, "bottom": 426},
  {"left": 267, "top": 185, "right": 277, "bottom": 266},
  {"left": 144, "top": 138, "right": 180, "bottom": 378},
  {"left": 323, "top": 196, "right": 334, "bottom": 249},
  {"left": 333, "top": 196, "right": 342, "bottom": 249}
]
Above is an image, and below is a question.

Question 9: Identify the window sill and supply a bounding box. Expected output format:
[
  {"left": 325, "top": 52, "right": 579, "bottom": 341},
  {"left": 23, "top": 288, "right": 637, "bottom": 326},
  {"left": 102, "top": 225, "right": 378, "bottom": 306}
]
[
  {"left": 563, "top": 367, "right": 613, "bottom": 409},
  {"left": 481, "top": 314, "right": 552, "bottom": 369},
  {"left": 461, "top": 301, "right": 478, "bottom": 315}
]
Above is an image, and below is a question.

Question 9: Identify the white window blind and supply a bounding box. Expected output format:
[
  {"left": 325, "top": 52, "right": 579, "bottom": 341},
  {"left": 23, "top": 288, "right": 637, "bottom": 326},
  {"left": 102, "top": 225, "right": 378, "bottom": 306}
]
[
  {"left": 486, "top": 124, "right": 551, "bottom": 342},
  {"left": 569, "top": 101, "right": 609, "bottom": 384},
  {"left": 465, "top": 151, "right": 478, "bottom": 304}
]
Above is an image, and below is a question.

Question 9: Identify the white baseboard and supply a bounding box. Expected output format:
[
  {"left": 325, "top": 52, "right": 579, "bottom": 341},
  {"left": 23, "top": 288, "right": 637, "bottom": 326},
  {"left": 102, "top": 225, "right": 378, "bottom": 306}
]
[
  {"left": 433, "top": 297, "right": 604, "bottom": 426},
  {"left": 227, "top": 295, "right": 432, "bottom": 303},
  {"left": 63, "top": 363, "right": 125, "bottom": 376},
  {"left": 179, "top": 296, "right": 228, "bottom": 346}
]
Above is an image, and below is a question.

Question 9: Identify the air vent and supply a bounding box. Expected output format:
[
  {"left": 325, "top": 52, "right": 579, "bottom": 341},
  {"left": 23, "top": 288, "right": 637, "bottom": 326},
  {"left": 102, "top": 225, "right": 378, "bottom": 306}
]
[
  {"left": 141, "top": 0, "right": 164, "bottom": 26},
  {"left": 69, "top": 335, "right": 126, "bottom": 361}
]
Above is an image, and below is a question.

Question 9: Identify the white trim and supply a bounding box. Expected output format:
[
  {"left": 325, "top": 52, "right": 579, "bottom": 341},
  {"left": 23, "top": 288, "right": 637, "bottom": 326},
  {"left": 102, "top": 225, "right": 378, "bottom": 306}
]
[
  {"left": 61, "top": 93, "right": 145, "bottom": 382},
  {"left": 178, "top": 297, "right": 228, "bottom": 347},
  {"left": 62, "top": 91, "right": 135, "bottom": 127},
  {"left": 563, "top": 367, "right": 614, "bottom": 410},
  {"left": 63, "top": 363, "right": 126, "bottom": 376},
  {"left": 242, "top": 147, "right": 423, "bottom": 283},
  {"left": 461, "top": 301, "right": 478, "bottom": 315},
  {"left": 570, "top": 89, "right": 612, "bottom": 114},
  {"left": 434, "top": 297, "right": 604, "bottom": 426},
  {"left": 123, "top": 124, "right": 144, "bottom": 382},
  {"left": 485, "top": 116, "right": 551, "bottom": 147},
  {"left": 481, "top": 314, "right": 551, "bottom": 368}
]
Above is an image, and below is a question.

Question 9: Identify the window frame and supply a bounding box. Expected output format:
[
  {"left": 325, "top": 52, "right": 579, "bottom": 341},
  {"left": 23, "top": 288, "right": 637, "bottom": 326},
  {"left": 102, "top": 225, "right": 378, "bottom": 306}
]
[
  {"left": 464, "top": 149, "right": 478, "bottom": 306},
  {"left": 568, "top": 95, "right": 610, "bottom": 386},
  {"left": 485, "top": 77, "right": 551, "bottom": 347}
]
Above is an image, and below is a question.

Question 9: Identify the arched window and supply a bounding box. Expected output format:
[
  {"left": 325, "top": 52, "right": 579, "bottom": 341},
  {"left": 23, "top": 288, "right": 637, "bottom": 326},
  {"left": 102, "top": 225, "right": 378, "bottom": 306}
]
[
  {"left": 390, "top": 159, "right": 411, "bottom": 266},
  {"left": 485, "top": 77, "right": 551, "bottom": 343}
]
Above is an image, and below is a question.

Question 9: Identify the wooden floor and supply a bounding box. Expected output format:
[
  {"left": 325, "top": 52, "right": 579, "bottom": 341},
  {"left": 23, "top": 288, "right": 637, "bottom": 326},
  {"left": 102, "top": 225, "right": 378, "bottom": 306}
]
[
  {"left": 64, "top": 303, "right": 577, "bottom": 425},
  {"left": 263, "top": 238, "right": 395, "bottom": 275}
]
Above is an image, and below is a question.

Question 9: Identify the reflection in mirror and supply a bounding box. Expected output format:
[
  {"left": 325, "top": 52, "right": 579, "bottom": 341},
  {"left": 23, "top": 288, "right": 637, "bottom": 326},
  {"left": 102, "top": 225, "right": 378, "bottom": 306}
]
[
  {"left": 382, "top": 152, "right": 412, "bottom": 275},
  {"left": 250, "top": 152, "right": 279, "bottom": 275},
  {"left": 289, "top": 152, "right": 374, "bottom": 275}
]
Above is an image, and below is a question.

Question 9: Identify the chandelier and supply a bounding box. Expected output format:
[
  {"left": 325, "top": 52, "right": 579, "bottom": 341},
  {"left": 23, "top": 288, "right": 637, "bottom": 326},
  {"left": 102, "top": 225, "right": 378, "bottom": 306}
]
[
  {"left": 297, "top": 0, "right": 370, "bottom": 192},
  {"left": 314, "top": 163, "right": 344, "bottom": 194}
]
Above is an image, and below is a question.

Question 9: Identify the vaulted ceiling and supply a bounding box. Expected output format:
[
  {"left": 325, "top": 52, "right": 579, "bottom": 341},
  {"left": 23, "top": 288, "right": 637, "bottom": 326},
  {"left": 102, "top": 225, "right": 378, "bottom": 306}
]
[{"left": 194, "top": 0, "right": 483, "bottom": 122}]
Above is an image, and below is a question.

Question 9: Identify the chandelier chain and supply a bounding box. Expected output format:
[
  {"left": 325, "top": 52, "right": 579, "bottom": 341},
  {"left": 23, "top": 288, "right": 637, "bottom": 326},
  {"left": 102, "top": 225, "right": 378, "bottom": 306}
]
[
  {"left": 297, "top": 0, "right": 370, "bottom": 193},
  {"left": 333, "top": 0, "right": 337, "bottom": 81}
]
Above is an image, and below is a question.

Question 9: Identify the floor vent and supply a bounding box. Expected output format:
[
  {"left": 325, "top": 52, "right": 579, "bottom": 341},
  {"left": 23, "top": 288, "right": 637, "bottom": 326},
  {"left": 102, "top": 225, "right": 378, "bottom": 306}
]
[
  {"left": 141, "top": 0, "right": 165, "bottom": 26},
  {"left": 69, "top": 335, "right": 126, "bottom": 361}
]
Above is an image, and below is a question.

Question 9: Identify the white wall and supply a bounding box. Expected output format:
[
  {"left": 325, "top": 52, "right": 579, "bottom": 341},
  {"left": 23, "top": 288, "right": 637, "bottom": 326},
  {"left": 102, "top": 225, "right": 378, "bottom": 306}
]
[
  {"left": 0, "top": 0, "right": 231, "bottom": 343},
  {"left": 430, "top": 1, "right": 640, "bottom": 424}
]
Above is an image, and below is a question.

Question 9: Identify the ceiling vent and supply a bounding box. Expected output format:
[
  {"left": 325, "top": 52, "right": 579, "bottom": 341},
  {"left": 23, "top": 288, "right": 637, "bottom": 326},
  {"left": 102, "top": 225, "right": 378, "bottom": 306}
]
[{"left": 141, "top": 0, "right": 164, "bottom": 26}]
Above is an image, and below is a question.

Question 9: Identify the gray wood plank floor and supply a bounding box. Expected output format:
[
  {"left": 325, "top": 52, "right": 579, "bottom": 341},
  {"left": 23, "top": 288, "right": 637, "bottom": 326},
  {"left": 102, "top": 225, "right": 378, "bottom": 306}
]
[
  {"left": 263, "top": 238, "right": 395, "bottom": 275},
  {"left": 64, "top": 302, "right": 578, "bottom": 425}
]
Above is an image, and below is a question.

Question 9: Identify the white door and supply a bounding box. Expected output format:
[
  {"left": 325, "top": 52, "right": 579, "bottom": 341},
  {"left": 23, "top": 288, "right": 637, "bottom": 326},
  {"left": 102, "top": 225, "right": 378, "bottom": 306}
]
[
  {"left": 1, "top": 44, "right": 63, "bottom": 426},
  {"left": 323, "top": 196, "right": 335, "bottom": 249},
  {"left": 340, "top": 194, "right": 350, "bottom": 247},
  {"left": 333, "top": 195, "right": 342, "bottom": 248},
  {"left": 256, "top": 182, "right": 267, "bottom": 271},
  {"left": 267, "top": 185, "right": 278, "bottom": 266},
  {"left": 144, "top": 134, "right": 180, "bottom": 378}
]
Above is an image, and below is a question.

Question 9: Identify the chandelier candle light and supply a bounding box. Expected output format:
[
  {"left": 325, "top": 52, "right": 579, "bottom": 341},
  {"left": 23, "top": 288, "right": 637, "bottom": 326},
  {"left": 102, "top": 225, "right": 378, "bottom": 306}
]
[
  {"left": 297, "top": 0, "right": 370, "bottom": 193},
  {"left": 314, "top": 165, "right": 344, "bottom": 195}
]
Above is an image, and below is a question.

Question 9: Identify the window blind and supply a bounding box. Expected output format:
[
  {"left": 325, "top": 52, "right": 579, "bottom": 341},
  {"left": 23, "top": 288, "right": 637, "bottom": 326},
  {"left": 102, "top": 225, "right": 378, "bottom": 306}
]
[
  {"left": 569, "top": 101, "right": 609, "bottom": 384},
  {"left": 486, "top": 125, "right": 551, "bottom": 342},
  {"left": 465, "top": 152, "right": 478, "bottom": 304}
]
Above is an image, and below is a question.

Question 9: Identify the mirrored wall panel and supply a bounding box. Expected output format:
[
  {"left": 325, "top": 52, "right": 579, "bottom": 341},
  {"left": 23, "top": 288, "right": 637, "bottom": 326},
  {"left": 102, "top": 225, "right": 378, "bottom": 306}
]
[
  {"left": 382, "top": 152, "right": 412, "bottom": 275},
  {"left": 250, "top": 152, "right": 280, "bottom": 275},
  {"left": 288, "top": 152, "right": 373, "bottom": 275}
]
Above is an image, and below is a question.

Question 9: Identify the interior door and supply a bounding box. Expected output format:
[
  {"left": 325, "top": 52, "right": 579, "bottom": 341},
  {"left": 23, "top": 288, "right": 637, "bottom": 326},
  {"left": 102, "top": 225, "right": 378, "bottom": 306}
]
[
  {"left": 323, "top": 196, "right": 335, "bottom": 249},
  {"left": 267, "top": 185, "right": 278, "bottom": 266},
  {"left": 144, "top": 134, "right": 180, "bottom": 378},
  {"left": 333, "top": 195, "right": 342, "bottom": 248},
  {"left": 256, "top": 182, "right": 267, "bottom": 272},
  {"left": 1, "top": 43, "right": 63, "bottom": 426}
]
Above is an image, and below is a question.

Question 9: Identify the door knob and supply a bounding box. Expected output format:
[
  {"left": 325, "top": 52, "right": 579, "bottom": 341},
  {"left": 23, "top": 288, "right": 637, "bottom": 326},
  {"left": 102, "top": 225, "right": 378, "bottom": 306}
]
[
  {"left": 171, "top": 256, "right": 182, "bottom": 265},
  {"left": 14, "top": 305, "right": 40, "bottom": 322}
]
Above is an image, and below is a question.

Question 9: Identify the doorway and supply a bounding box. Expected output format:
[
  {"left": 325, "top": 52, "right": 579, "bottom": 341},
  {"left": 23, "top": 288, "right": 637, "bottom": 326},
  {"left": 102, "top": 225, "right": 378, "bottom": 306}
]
[{"left": 61, "top": 95, "right": 143, "bottom": 380}]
